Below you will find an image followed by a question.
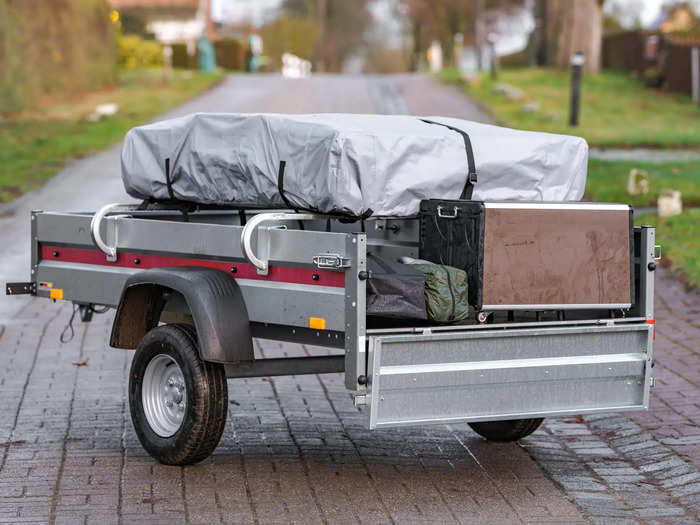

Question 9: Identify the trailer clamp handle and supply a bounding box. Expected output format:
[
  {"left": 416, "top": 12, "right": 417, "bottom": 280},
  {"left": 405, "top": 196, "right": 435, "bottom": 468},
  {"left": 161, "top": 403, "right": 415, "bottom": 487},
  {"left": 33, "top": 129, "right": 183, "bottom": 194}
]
[
  {"left": 240, "top": 212, "right": 326, "bottom": 275},
  {"left": 313, "top": 253, "right": 350, "bottom": 270},
  {"left": 90, "top": 203, "right": 140, "bottom": 262}
]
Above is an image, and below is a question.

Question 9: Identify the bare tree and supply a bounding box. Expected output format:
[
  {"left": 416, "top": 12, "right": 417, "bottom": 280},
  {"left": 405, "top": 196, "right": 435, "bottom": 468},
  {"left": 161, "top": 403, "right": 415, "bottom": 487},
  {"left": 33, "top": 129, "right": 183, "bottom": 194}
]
[{"left": 548, "top": 0, "right": 604, "bottom": 73}]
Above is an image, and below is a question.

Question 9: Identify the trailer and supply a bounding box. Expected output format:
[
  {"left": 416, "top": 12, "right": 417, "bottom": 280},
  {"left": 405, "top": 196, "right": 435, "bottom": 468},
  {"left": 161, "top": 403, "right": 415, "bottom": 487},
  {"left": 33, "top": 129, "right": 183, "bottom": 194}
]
[{"left": 6, "top": 202, "right": 659, "bottom": 465}]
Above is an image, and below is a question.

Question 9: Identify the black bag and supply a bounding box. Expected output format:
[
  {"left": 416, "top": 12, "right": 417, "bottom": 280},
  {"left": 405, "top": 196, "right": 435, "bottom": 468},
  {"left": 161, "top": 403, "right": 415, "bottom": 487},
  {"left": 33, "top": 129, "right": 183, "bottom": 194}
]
[
  {"left": 419, "top": 200, "right": 485, "bottom": 309},
  {"left": 366, "top": 254, "right": 427, "bottom": 320}
]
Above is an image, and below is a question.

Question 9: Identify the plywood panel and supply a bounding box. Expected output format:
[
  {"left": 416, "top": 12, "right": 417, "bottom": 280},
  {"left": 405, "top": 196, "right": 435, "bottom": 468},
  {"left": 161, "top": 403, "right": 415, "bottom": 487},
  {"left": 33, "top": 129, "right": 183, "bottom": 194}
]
[{"left": 482, "top": 208, "right": 631, "bottom": 307}]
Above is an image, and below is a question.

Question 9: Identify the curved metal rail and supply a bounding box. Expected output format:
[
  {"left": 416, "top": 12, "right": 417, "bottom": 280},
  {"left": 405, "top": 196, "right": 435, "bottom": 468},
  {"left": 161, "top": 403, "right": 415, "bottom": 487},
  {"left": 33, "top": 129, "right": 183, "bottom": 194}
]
[
  {"left": 240, "top": 212, "right": 324, "bottom": 273},
  {"left": 90, "top": 203, "right": 140, "bottom": 261}
]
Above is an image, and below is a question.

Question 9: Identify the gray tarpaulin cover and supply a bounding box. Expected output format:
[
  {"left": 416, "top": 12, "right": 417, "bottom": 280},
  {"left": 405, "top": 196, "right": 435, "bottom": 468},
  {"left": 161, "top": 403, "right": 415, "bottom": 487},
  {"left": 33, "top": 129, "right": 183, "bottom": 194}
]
[{"left": 121, "top": 113, "right": 588, "bottom": 218}]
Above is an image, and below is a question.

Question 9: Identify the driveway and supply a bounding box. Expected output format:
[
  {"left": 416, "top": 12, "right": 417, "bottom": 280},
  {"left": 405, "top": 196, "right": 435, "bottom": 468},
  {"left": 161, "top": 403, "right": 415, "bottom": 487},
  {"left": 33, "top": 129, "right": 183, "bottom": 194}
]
[{"left": 1, "top": 73, "right": 699, "bottom": 524}]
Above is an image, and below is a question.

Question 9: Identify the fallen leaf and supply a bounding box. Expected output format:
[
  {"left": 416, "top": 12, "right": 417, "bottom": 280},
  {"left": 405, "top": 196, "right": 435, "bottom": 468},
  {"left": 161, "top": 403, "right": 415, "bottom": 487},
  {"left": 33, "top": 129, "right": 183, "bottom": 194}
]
[
  {"left": 564, "top": 416, "right": 584, "bottom": 424},
  {"left": 72, "top": 357, "right": 89, "bottom": 366}
]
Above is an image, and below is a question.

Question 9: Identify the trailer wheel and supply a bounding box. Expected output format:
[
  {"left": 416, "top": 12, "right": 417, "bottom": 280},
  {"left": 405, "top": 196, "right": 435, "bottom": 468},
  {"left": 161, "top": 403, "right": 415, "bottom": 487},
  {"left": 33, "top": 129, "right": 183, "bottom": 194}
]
[
  {"left": 468, "top": 418, "right": 544, "bottom": 442},
  {"left": 129, "top": 324, "right": 228, "bottom": 465}
]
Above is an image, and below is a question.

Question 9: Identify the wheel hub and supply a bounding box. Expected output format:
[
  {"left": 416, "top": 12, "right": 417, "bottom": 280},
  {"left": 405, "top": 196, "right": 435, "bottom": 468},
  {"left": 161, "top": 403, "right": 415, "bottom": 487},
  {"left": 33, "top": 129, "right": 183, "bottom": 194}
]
[{"left": 142, "top": 354, "right": 187, "bottom": 437}]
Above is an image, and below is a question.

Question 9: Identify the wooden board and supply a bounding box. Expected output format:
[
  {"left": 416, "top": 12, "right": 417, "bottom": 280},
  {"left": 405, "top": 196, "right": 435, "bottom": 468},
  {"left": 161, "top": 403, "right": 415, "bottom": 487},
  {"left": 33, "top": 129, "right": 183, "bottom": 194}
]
[{"left": 482, "top": 207, "right": 631, "bottom": 307}]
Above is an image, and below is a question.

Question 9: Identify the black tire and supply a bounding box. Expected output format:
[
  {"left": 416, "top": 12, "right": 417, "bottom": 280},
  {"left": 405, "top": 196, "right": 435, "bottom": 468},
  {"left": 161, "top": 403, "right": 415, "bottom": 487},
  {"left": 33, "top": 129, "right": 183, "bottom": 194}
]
[
  {"left": 468, "top": 418, "right": 544, "bottom": 442},
  {"left": 129, "top": 323, "right": 228, "bottom": 465}
]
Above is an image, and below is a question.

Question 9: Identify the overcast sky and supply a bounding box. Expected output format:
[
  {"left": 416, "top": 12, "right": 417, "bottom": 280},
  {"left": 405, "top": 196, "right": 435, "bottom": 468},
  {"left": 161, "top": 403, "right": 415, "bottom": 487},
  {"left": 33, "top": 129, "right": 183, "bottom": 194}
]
[{"left": 210, "top": 0, "right": 677, "bottom": 30}]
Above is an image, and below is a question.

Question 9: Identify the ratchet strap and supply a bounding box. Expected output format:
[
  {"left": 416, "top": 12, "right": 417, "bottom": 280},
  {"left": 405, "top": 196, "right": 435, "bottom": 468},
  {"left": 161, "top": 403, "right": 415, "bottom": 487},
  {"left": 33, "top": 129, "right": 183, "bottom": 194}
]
[{"left": 420, "top": 119, "right": 477, "bottom": 200}]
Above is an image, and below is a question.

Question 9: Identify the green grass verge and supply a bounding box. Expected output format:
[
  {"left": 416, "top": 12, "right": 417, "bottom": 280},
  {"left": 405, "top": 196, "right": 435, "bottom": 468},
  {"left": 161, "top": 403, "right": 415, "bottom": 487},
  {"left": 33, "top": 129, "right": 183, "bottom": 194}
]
[
  {"left": 440, "top": 67, "right": 700, "bottom": 148},
  {"left": 635, "top": 211, "right": 700, "bottom": 288},
  {"left": 0, "top": 69, "right": 222, "bottom": 203},
  {"left": 586, "top": 159, "right": 700, "bottom": 207}
]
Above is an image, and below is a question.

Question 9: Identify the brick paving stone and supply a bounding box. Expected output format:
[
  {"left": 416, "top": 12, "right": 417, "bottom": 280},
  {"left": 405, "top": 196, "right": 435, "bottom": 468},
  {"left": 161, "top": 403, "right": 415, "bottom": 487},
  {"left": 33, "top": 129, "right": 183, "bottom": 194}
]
[
  {"left": 627, "top": 268, "right": 700, "bottom": 471},
  {"left": 0, "top": 296, "right": 591, "bottom": 524}
]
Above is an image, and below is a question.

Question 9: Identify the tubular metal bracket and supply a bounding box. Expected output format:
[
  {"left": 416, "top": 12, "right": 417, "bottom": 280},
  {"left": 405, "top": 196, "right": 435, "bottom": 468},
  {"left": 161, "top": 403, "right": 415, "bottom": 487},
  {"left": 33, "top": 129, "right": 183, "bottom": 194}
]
[
  {"left": 240, "top": 212, "right": 325, "bottom": 275},
  {"left": 90, "top": 203, "right": 139, "bottom": 262},
  {"left": 654, "top": 244, "right": 662, "bottom": 261},
  {"left": 313, "top": 253, "right": 350, "bottom": 270}
]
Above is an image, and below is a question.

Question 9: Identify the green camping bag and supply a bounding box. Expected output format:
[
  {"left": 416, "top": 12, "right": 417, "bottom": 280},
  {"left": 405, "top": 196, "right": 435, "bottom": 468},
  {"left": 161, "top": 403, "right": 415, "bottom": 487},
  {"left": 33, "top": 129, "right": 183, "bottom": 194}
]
[{"left": 403, "top": 258, "right": 469, "bottom": 323}]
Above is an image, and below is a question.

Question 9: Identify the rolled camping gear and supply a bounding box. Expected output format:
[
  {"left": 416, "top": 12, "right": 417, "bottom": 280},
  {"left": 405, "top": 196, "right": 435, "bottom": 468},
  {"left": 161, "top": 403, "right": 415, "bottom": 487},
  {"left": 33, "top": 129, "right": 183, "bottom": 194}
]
[{"left": 121, "top": 113, "right": 588, "bottom": 218}]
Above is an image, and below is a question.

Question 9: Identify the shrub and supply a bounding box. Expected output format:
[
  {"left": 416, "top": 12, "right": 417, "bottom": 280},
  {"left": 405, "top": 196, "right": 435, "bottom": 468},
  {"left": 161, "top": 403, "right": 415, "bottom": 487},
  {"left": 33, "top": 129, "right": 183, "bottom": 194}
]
[
  {"left": 0, "top": 0, "right": 118, "bottom": 113},
  {"left": 118, "top": 35, "right": 163, "bottom": 69},
  {"left": 260, "top": 16, "right": 320, "bottom": 70},
  {"left": 172, "top": 43, "right": 197, "bottom": 69},
  {"left": 214, "top": 39, "right": 245, "bottom": 71}
]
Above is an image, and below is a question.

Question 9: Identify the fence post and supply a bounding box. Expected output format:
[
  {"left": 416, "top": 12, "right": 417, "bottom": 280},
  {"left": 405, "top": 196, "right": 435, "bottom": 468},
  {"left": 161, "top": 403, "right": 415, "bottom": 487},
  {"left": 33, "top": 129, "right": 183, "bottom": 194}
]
[
  {"left": 569, "top": 51, "right": 585, "bottom": 127},
  {"left": 692, "top": 46, "right": 699, "bottom": 105}
]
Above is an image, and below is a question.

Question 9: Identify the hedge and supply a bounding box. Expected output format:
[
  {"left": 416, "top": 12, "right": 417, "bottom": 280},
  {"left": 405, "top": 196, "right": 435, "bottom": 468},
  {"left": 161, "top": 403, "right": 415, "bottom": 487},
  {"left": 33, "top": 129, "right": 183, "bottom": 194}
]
[
  {"left": 214, "top": 38, "right": 245, "bottom": 71},
  {"left": 0, "top": 0, "right": 118, "bottom": 113}
]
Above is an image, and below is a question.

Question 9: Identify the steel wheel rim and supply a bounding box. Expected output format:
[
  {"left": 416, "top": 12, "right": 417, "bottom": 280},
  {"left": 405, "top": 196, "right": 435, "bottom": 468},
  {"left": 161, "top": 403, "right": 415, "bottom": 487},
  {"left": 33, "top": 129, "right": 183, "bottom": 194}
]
[{"left": 142, "top": 354, "right": 187, "bottom": 437}]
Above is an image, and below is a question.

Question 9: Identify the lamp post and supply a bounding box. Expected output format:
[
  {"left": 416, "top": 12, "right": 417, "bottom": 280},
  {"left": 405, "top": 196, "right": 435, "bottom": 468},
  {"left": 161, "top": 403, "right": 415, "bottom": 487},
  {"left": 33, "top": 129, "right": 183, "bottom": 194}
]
[{"left": 569, "top": 51, "right": 585, "bottom": 127}]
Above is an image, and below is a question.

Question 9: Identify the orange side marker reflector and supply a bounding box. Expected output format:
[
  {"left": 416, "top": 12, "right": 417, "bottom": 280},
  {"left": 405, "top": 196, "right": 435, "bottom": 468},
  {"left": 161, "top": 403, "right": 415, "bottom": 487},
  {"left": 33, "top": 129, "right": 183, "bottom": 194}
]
[
  {"left": 309, "top": 317, "right": 326, "bottom": 330},
  {"left": 647, "top": 319, "right": 655, "bottom": 340},
  {"left": 50, "top": 288, "right": 64, "bottom": 300}
]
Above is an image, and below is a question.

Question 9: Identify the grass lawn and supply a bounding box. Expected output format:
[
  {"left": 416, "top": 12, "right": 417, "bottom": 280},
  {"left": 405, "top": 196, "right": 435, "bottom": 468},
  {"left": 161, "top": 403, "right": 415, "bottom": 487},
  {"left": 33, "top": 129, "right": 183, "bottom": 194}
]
[
  {"left": 586, "top": 159, "right": 700, "bottom": 207},
  {"left": 636, "top": 211, "right": 700, "bottom": 288},
  {"left": 0, "top": 69, "right": 222, "bottom": 203},
  {"left": 440, "top": 67, "right": 700, "bottom": 148}
]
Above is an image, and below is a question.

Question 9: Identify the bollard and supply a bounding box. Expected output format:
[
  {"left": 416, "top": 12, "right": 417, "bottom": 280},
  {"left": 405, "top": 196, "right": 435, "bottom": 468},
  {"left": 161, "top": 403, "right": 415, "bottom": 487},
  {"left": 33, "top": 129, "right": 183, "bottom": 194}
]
[
  {"left": 569, "top": 51, "right": 585, "bottom": 127},
  {"left": 692, "top": 47, "right": 699, "bottom": 105}
]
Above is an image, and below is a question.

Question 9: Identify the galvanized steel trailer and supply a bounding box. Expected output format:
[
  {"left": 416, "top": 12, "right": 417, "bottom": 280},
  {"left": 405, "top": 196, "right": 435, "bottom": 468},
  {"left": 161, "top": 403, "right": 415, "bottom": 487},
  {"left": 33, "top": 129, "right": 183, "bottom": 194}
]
[{"left": 7, "top": 203, "right": 659, "bottom": 465}]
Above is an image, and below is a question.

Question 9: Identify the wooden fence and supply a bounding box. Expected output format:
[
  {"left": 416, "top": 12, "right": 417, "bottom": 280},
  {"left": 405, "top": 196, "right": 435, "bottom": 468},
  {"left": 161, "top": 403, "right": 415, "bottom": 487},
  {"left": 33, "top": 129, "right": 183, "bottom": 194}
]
[{"left": 602, "top": 30, "right": 700, "bottom": 97}]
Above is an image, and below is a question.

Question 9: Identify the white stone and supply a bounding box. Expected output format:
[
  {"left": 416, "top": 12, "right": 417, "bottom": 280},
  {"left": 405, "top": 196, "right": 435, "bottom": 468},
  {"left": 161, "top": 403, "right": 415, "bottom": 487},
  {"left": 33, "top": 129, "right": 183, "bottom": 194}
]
[
  {"left": 627, "top": 169, "right": 650, "bottom": 196},
  {"left": 658, "top": 190, "right": 683, "bottom": 217}
]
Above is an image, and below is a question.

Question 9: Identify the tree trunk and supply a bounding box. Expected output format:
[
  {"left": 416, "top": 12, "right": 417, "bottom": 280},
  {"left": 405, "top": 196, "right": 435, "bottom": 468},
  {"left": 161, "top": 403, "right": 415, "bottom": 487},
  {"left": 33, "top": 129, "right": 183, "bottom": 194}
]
[
  {"left": 314, "top": 0, "right": 327, "bottom": 72},
  {"left": 551, "top": 0, "right": 602, "bottom": 74},
  {"left": 531, "top": 0, "right": 548, "bottom": 66}
]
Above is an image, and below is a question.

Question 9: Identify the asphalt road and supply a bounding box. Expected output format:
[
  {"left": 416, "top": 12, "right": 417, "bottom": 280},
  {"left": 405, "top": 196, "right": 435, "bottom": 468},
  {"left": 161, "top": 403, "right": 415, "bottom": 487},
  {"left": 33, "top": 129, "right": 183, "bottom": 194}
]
[{"left": 1, "top": 74, "right": 699, "bottom": 524}]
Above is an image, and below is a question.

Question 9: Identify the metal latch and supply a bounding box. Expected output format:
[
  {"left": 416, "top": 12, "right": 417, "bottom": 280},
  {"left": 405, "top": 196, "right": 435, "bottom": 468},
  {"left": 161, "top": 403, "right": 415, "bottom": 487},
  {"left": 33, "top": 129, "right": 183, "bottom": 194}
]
[
  {"left": 6, "top": 282, "right": 36, "bottom": 295},
  {"left": 313, "top": 253, "right": 350, "bottom": 269},
  {"left": 437, "top": 205, "right": 459, "bottom": 218},
  {"left": 654, "top": 244, "right": 662, "bottom": 261},
  {"left": 353, "top": 394, "right": 368, "bottom": 407}
]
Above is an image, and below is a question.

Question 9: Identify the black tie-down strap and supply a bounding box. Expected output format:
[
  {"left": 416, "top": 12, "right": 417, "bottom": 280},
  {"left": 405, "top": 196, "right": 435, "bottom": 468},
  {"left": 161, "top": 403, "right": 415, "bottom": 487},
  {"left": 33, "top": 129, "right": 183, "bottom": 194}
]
[
  {"left": 420, "top": 119, "right": 477, "bottom": 200},
  {"left": 277, "top": 160, "right": 373, "bottom": 221}
]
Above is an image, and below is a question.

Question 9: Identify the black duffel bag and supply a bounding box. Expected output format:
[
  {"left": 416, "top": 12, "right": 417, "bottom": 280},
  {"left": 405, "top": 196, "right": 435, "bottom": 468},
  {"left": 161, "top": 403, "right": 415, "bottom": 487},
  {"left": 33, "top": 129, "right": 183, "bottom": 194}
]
[{"left": 366, "top": 254, "right": 427, "bottom": 320}]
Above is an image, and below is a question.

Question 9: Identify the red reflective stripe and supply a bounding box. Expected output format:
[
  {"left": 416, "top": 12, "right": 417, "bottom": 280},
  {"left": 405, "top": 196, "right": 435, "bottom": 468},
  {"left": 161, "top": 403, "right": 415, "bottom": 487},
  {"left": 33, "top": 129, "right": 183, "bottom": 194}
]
[
  {"left": 40, "top": 245, "right": 345, "bottom": 288},
  {"left": 646, "top": 319, "right": 655, "bottom": 324}
]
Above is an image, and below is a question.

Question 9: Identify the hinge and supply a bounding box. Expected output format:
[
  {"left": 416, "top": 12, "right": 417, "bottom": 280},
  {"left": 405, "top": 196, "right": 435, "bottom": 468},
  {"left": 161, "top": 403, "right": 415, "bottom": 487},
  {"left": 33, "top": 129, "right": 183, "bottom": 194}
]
[
  {"left": 6, "top": 282, "right": 36, "bottom": 295},
  {"left": 313, "top": 253, "right": 350, "bottom": 270}
]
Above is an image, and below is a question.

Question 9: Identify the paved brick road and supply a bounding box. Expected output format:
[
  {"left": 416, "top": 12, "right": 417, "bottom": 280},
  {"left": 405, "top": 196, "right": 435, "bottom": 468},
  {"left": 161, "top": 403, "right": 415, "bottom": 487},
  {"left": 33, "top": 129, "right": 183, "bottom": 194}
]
[{"left": 1, "top": 74, "right": 699, "bottom": 524}]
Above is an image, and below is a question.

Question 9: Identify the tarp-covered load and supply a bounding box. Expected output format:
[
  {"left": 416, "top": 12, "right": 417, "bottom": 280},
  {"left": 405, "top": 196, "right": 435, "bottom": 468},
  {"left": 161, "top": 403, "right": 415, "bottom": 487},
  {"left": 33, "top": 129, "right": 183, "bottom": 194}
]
[{"left": 121, "top": 113, "right": 588, "bottom": 218}]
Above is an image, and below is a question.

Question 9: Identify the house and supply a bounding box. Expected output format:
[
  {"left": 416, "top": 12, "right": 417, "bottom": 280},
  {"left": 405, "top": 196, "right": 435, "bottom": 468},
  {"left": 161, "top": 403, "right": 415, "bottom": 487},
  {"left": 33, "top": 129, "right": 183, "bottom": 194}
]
[{"left": 107, "top": 0, "right": 214, "bottom": 44}]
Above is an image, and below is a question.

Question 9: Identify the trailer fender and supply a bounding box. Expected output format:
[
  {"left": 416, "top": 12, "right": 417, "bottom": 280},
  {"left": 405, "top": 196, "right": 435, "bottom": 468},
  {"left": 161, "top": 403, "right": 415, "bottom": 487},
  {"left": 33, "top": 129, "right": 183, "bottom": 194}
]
[{"left": 110, "top": 267, "right": 254, "bottom": 363}]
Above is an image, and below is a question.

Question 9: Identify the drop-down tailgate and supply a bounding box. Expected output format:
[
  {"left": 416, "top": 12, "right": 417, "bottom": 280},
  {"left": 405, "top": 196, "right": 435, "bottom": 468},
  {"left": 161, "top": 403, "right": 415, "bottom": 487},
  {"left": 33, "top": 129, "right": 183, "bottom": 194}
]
[{"left": 366, "top": 322, "right": 653, "bottom": 429}]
